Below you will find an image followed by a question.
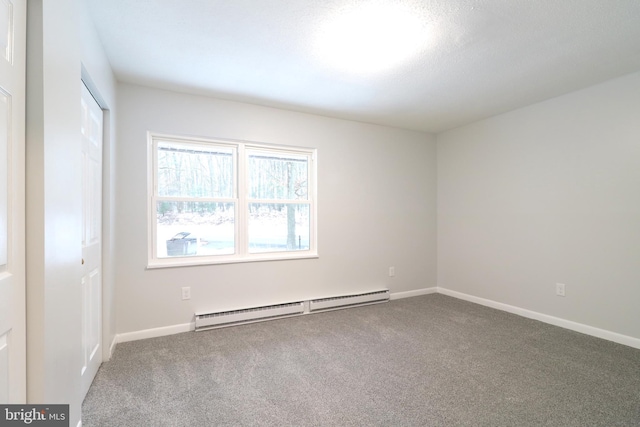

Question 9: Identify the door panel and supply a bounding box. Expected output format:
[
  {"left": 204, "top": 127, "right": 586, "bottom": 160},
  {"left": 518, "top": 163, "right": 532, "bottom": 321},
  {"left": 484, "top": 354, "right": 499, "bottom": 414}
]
[
  {"left": 0, "top": 332, "right": 7, "bottom": 401},
  {"left": 0, "top": 0, "right": 25, "bottom": 403},
  {"left": 80, "top": 82, "right": 103, "bottom": 398},
  {"left": 0, "top": 88, "right": 8, "bottom": 266}
]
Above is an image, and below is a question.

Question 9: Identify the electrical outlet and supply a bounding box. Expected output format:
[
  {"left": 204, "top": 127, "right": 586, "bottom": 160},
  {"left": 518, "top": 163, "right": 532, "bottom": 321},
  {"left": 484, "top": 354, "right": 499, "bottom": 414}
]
[
  {"left": 181, "top": 287, "right": 191, "bottom": 300},
  {"left": 389, "top": 266, "right": 395, "bottom": 277},
  {"left": 556, "top": 283, "right": 565, "bottom": 297}
]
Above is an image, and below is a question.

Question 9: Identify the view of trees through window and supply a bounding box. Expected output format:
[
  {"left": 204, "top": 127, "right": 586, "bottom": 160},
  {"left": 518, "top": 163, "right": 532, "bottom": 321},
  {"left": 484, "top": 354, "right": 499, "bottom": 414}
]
[
  {"left": 154, "top": 139, "right": 312, "bottom": 260},
  {"left": 247, "top": 151, "right": 309, "bottom": 253}
]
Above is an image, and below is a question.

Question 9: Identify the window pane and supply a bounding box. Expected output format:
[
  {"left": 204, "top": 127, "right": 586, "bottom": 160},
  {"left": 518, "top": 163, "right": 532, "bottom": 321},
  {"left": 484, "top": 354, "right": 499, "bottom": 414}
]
[
  {"left": 248, "top": 203, "right": 310, "bottom": 253},
  {"left": 157, "top": 201, "right": 235, "bottom": 257},
  {"left": 248, "top": 151, "right": 308, "bottom": 200},
  {"left": 157, "top": 141, "right": 234, "bottom": 198}
]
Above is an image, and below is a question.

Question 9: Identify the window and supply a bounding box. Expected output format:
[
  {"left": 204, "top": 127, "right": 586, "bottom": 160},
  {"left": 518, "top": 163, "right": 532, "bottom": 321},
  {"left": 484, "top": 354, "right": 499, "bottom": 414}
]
[{"left": 148, "top": 133, "right": 317, "bottom": 267}]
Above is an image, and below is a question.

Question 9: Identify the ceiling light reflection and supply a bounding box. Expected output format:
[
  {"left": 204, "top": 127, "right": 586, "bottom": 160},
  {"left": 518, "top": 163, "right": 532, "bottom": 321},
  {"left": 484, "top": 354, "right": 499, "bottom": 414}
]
[{"left": 314, "top": 1, "right": 430, "bottom": 75}]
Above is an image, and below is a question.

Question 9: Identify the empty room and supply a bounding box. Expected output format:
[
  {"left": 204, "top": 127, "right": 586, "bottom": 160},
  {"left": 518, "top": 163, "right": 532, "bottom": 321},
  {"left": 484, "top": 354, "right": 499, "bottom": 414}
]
[{"left": 2, "top": 0, "right": 639, "bottom": 426}]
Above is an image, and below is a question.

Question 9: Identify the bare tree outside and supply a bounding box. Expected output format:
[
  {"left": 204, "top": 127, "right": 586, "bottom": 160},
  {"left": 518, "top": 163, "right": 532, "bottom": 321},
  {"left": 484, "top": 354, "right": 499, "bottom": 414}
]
[
  {"left": 156, "top": 142, "right": 235, "bottom": 257},
  {"left": 247, "top": 151, "right": 309, "bottom": 253}
]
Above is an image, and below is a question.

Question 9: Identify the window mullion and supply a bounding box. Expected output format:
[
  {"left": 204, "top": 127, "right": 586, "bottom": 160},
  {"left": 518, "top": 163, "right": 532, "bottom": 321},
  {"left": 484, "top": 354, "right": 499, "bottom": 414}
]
[
  {"left": 246, "top": 198, "right": 309, "bottom": 204},
  {"left": 150, "top": 137, "right": 159, "bottom": 260},
  {"left": 155, "top": 196, "right": 236, "bottom": 203},
  {"left": 237, "top": 144, "right": 248, "bottom": 256}
]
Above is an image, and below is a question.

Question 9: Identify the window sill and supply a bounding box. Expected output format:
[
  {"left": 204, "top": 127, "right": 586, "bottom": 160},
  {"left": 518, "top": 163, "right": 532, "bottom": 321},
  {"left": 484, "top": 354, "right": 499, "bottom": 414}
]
[{"left": 147, "top": 252, "right": 319, "bottom": 269}]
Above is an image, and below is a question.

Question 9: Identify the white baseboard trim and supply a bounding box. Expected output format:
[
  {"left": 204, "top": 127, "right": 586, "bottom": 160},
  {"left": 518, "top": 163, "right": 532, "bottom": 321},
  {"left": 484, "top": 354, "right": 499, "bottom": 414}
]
[
  {"left": 114, "top": 287, "right": 639, "bottom": 350},
  {"left": 109, "top": 335, "right": 117, "bottom": 356},
  {"left": 117, "top": 322, "right": 194, "bottom": 344},
  {"left": 117, "top": 289, "right": 436, "bottom": 342},
  {"left": 390, "top": 287, "right": 437, "bottom": 300},
  {"left": 437, "top": 287, "right": 640, "bottom": 350}
]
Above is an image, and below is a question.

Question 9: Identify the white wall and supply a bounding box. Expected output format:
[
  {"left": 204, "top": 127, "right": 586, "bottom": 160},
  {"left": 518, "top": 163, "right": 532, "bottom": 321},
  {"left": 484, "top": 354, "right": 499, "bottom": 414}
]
[
  {"left": 26, "top": 0, "right": 82, "bottom": 421},
  {"left": 438, "top": 72, "right": 640, "bottom": 340},
  {"left": 115, "top": 83, "right": 437, "bottom": 335},
  {"left": 26, "top": 0, "right": 116, "bottom": 424}
]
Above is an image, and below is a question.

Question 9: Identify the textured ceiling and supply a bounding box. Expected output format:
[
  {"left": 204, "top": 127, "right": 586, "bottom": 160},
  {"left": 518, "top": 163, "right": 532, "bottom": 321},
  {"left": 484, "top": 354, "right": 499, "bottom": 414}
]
[{"left": 85, "top": 0, "right": 640, "bottom": 133}]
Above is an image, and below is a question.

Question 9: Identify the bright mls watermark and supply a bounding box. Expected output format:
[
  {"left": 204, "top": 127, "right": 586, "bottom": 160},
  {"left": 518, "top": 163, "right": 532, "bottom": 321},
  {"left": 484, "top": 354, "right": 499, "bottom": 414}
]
[{"left": 0, "top": 405, "right": 68, "bottom": 426}]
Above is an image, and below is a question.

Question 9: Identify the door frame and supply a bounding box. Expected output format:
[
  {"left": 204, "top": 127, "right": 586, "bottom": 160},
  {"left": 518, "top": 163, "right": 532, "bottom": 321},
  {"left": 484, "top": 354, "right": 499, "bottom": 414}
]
[
  {"left": 80, "top": 79, "right": 104, "bottom": 400},
  {"left": 80, "top": 67, "right": 115, "bottom": 365}
]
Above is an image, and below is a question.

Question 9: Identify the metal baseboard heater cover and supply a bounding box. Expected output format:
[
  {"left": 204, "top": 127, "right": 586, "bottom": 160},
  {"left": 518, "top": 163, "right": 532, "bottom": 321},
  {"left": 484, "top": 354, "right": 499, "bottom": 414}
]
[
  {"left": 196, "top": 302, "right": 304, "bottom": 331},
  {"left": 309, "top": 289, "right": 389, "bottom": 312},
  {"left": 195, "top": 289, "right": 389, "bottom": 331}
]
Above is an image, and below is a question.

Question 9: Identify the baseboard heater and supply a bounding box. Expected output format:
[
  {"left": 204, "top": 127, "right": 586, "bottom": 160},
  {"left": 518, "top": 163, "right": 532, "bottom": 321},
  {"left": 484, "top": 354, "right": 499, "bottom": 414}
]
[
  {"left": 195, "top": 302, "right": 305, "bottom": 331},
  {"left": 309, "top": 289, "right": 390, "bottom": 312},
  {"left": 195, "top": 289, "right": 389, "bottom": 331}
]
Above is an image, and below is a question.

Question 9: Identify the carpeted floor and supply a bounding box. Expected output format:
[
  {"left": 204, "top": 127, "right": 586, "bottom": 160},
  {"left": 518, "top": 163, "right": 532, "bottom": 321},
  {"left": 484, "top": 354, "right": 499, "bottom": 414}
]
[{"left": 82, "top": 294, "right": 640, "bottom": 426}]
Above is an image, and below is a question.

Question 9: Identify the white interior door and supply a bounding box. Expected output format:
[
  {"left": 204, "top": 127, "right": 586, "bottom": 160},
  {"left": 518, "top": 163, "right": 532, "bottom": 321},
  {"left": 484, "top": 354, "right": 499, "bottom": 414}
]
[
  {"left": 80, "top": 82, "right": 103, "bottom": 399},
  {"left": 0, "top": 0, "right": 25, "bottom": 403}
]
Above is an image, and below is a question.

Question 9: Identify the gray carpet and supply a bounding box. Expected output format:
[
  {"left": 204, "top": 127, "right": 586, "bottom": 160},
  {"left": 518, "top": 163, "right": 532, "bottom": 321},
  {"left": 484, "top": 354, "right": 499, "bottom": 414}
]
[{"left": 82, "top": 294, "right": 640, "bottom": 426}]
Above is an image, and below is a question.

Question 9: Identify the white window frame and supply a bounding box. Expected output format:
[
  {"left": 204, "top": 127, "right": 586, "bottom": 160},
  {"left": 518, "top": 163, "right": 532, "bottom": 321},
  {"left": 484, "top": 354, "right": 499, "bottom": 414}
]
[{"left": 147, "top": 132, "right": 317, "bottom": 268}]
